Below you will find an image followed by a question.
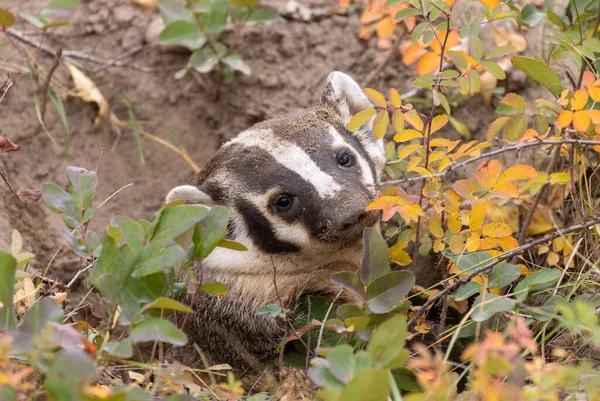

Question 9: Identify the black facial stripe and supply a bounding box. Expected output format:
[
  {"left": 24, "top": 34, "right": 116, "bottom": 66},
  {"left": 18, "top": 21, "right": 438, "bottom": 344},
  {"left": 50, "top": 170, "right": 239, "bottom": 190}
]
[
  {"left": 236, "top": 198, "right": 300, "bottom": 254},
  {"left": 331, "top": 123, "right": 378, "bottom": 185}
]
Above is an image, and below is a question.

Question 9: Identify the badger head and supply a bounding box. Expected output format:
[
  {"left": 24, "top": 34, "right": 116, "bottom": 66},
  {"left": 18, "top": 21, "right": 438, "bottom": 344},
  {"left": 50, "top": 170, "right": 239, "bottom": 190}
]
[{"left": 166, "top": 72, "right": 385, "bottom": 274}]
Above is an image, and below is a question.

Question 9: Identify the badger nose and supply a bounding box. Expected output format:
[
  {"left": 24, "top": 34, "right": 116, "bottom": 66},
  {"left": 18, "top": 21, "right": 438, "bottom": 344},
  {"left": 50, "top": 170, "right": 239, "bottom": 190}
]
[{"left": 340, "top": 211, "right": 368, "bottom": 231}]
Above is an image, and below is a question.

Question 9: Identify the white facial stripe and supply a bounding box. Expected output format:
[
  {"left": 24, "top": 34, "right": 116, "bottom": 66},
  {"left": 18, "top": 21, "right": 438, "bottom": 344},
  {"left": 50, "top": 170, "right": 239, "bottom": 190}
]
[
  {"left": 328, "top": 126, "right": 375, "bottom": 188},
  {"left": 229, "top": 129, "right": 342, "bottom": 198}
]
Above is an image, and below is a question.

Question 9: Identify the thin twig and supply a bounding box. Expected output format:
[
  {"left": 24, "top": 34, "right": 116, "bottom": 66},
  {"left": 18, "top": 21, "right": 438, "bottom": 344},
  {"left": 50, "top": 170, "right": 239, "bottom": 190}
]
[
  {"left": 33, "top": 48, "right": 62, "bottom": 136},
  {"left": 315, "top": 289, "right": 343, "bottom": 351},
  {"left": 0, "top": 74, "right": 13, "bottom": 104},
  {"left": 407, "top": 216, "right": 600, "bottom": 328},
  {"left": 66, "top": 262, "right": 95, "bottom": 288},
  {"left": 383, "top": 139, "right": 600, "bottom": 186}
]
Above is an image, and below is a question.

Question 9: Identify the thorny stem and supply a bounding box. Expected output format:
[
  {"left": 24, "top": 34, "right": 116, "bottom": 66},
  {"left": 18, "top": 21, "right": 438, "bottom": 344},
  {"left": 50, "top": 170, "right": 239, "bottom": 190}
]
[
  {"left": 407, "top": 216, "right": 600, "bottom": 328},
  {"left": 382, "top": 139, "right": 600, "bottom": 187}
]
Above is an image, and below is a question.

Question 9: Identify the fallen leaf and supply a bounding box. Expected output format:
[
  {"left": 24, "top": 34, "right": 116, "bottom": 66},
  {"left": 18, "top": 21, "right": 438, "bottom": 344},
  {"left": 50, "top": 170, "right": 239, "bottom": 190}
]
[
  {"left": 17, "top": 189, "right": 42, "bottom": 204},
  {"left": 64, "top": 61, "right": 110, "bottom": 131},
  {"left": 127, "top": 0, "right": 158, "bottom": 13},
  {"left": 0, "top": 136, "right": 20, "bottom": 152}
]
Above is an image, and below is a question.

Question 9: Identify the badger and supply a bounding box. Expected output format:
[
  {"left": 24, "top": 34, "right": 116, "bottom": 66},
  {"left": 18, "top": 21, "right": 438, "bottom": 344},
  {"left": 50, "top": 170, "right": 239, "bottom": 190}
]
[{"left": 164, "top": 71, "right": 387, "bottom": 388}]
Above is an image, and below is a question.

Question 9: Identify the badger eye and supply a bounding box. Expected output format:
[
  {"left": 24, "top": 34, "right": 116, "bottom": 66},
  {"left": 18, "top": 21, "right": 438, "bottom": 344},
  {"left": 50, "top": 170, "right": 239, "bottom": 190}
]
[
  {"left": 337, "top": 150, "right": 355, "bottom": 167},
  {"left": 272, "top": 194, "right": 293, "bottom": 213}
]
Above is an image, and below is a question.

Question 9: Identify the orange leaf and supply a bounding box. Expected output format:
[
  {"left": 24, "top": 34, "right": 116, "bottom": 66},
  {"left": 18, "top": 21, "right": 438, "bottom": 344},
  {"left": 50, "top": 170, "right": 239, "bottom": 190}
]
[
  {"left": 589, "top": 81, "right": 600, "bottom": 102},
  {"left": 479, "top": 0, "right": 500, "bottom": 9},
  {"left": 469, "top": 204, "right": 487, "bottom": 231},
  {"left": 430, "top": 30, "right": 460, "bottom": 55},
  {"left": 570, "top": 89, "right": 588, "bottom": 111},
  {"left": 557, "top": 110, "right": 573, "bottom": 128},
  {"left": 398, "top": 143, "right": 423, "bottom": 159},
  {"left": 366, "top": 196, "right": 402, "bottom": 221},
  {"left": 401, "top": 42, "right": 428, "bottom": 66},
  {"left": 417, "top": 52, "right": 442, "bottom": 75},
  {"left": 497, "top": 164, "right": 538, "bottom": 184},
  {"left": 373, "top": 110, "right": 390, "bottom": 139},
  {"left": 388, "top": 88, "right": 402, "bottom": 108},
  {"left": 368, "top": 0, "right": 387, "bottom": 12},
  {"left": 430, "top": 114, "right": 449, "bottom": 134},
  {"left": 392, "top": 110, "right": 404, "bottom": 133},
  {"left": 404, "top": 109, "right": 424, "bottom": 131},
  {"left": 491, "top": 181, "right": 519, "bottom": 198},
  {"left": 573, "top": 110, "right": 591, "bottom": 133},
  {"left": 588, "top": 109, "right": 600, "bottom": 124},
  {"left": 482, "top": 222, "right": 513, "bottom": 238},
  {"left": 476, "top": 160, "right": 502, "bottom": 190},
  {"left": 452, "top": 179, "right": 477, "bottom": 200},
  {"left": 376, "top": 17, "right": 395, "bottom": 44},
  {"left": 364, "top": 88, "right": 387, "bottom": 108},
  {"left": 583, "top": 71, "right": 595, "bottom": 88}
]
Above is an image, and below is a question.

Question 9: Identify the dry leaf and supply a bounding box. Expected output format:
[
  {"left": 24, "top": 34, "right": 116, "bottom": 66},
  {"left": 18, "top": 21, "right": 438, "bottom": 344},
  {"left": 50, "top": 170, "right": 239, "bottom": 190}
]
[
  {"left": 17, "top": 189, "right": 42, "bottom": 204},
  {"left": 64, "top": 61, "right": 110, "bottom": 131},
  {"left": 127, "top": 0, "right": 158, "bottom": 13},
  {"left": 0, "top": 135, "right": 20, "bottom": 152}
]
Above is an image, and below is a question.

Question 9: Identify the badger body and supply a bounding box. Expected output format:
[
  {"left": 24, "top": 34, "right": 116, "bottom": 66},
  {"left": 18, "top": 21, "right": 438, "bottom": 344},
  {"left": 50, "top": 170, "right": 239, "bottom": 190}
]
[{"left": 166, "top": 72, "right": 385, "bottom": 386}]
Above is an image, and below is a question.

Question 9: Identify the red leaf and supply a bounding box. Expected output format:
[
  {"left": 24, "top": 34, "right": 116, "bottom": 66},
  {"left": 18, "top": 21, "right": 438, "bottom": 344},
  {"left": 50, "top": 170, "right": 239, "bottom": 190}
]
[
  {"left": 0, "top": 136, "right": 20, "bottom": 153},
  {"left": 17, "top": 189, "right": 42, "bottom": 204}
]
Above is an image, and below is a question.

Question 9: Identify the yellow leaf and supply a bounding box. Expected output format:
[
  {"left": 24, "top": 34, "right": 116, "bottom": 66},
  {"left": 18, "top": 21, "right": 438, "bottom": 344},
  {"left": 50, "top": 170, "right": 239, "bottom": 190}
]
[
  {"left": 466, "top": 232, "right": 481, "bottom": 252},
  {"left": 404, "top": 109, "right": 424, "bottom": 131},
  {"left": 588, "top": 109, "right": 600, "bottom": 124},
  {"left": 589, "top": 82, "right": 600, "bottom": 102},
  {"left": 364, "top": 88, "right": 387, "bottom": 108},
  {"left": 497, "top": 164, "right": 538, "bottom": 184},
  {"left": 557, "top": 110, "right": 573, "bottom": 128},
  {"left": 392, "top": 110, "right": 404, "bottom": 133},
  {"left": 388, "top": 88, "right": 402, "bottom": 108},
  {"left": 393, "top": 129, "right": 423, "bottom": 142},
  {"left": 430, "top": 138, "right": 459, "bottom": 150},
  {"left": 448, "top": 212, "right": 462, "bottom": 233},
  {"left": 390, "top": 242, "right": 412, "bottom": 266},
  {"left": 546, "top": 252, "right": 560, "bottom": 266},
  {"left": 479, "top": 0, "right": 500, "bottom": 10},
  {"left": 428, "top": 216, "right": 444, "bottom": 238},
  {"left": 11, "top": 229, "right": 22, "bottom": 256},
  {"left": 433, "top": 238, "right": 446, "bottom": 252},
  {"left": 407, "top": 156, "right": 423, "bottom": 171},
  {"left": 417, "top": 52, "right": 442, "bottom": 75},
  {"left": 549, "top": 172, "right": 570, "bottom": 185},
  {"left": 498, "top": 235, "right": 519, "bottom": 251},
  {"left": 469, "top": 204, "right": 486, "bottom": 230},
  {"left": 51, "top": 292, "right": 68, "bottom": 303},
  {"left": 411, "top": 167, "right": 432, "bottom": 176},
  {"left": 398, "top": 204, "right": 424, "bottom": 223},
  {"left": 519, "top": 264, "right": 532, "bottom": 276},
  {"left": 430, "top": 114, "right": 449, "bottom": 134},
  {"left": 347, "top": 108, "right": 376, "bottom": 132},
  {"left": 573, "top": 110, "right": 591, "bottom": 133},
  {"left": 537, "top": 245, "right": 549, "bottom": 255},
  {"left": 373, "top": 110, "right": 389, "bottom": 139},
  {"left": 401, "top": 41, "right": 428, "bottom": 66},
  {"left": 366, "top": 196, "right": 403, "bottom": 221},
  {"left": 64, "top": 61, "right": 110, "bottom": 131},
  {"left": 527, "top": 210, "right": 554, "bottom": 235},
  {"left": 552, "top": 236, "right": 564, "bottom": 253},
  {"left": 428, "top": 151, "right": 445, "bottom": 162},
  {"left": 500, "top": 93, "right": 526, "bottom": 113},
  {"left": 476, "top": 160, "right": 502, "bottom": 189},
  {"left": 491, "top": 181, "right": 520, "bottom": 198},
  {"left": 482, "top": 222, "right": 513, "bottom": 238},
  {"left": 448, "top": 234, "right": 464, "bottom": 254},
  {"left": 398, "top": 143, "right": 423, "bottom": 159},
  {"left": 570, "top": 89, "right": 588, "bottom": 111}
]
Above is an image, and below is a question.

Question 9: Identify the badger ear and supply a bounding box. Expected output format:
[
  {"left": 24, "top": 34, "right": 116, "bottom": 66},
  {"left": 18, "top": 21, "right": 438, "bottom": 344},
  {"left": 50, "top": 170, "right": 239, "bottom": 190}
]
[
  {"left": 165, "top": 185, "right": 215, "bottom": 206},
  {"left": 321, "top": 71, "right": 371, "bottom": 125}
]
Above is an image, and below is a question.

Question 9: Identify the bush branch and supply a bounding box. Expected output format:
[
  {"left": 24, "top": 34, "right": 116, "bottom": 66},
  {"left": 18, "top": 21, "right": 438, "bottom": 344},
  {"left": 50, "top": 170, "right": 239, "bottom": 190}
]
[{"left": 407, "top": 216, "right": 600, "bottom": 328}]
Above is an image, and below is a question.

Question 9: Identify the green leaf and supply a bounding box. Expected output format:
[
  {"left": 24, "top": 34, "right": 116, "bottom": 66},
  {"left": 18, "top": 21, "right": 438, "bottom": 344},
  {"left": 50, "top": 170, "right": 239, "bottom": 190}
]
[
  {"left": 142, "top": 297, "right": 193, "bottom": 314},
  {"left": 395, "top": 7, "right": 421, "bottom": 20},
  {"left": 193, "top": 206, "right": 229, "bottom": 258},
  {"left": 411, "top": 21, "right": 428, "bottom": 42},
  {"left": 38, "top": 0, "right": 79, "bottom": 28},
  {"left": 471, "top": 293, "right": 516, "bottom": 321},
  {"left": 42, "top": 183, "right": 82, "bottom": 228},
  {"left": 0, "top": 9, "right": 15, "bottom": 28},
  {"left": 0, "top": 385, "right": 17, "bottom": 401},
  {"left": 366, "top": 315, "right": 407, "bottom": 367},
  {"left": 327, "top": 344, "right": 355, "bottom": 384},
  {"left": 472, "top": 38, "right": 483, "bottom": 62},
  {"left": 332, "top": 270, "right": 367, "bottom": 300},
  {"left": 247, "top": 7, "right": 278, "bottom": 22},
  {"left": 514, "top": 268, "right": 561, "bottom": 302},
  {"left": 488, "top": 263, "right": 521, "bottom": 289},
  {"left": 129, "top": 318, "right": 188, "bottom": 346},
  {"left": 217, "top": 238, "right": 248, "bottom": 251},
  {"left": 511, "top": 56, "right": 562, "bottom": 97},
  {"left": 360, "top": 227, "right": 390, "bottom": 285},
  {"left": 190, "top": 48, "right": 219, "bottom": 73},
  {"left": 487, "top": 116, "right": 509, "bottom": 141},
  {"left": 222, "top": 54, "right": 251, "bottom": 75},
  {"left": 256, "top": 303, "right": 283, "bottom": 317},
  {"left": 449, "top": 115, "right": 471, "bottom": 140},
  {"left": 228, "top": 0, "right": 258, "bottom": 7},
  {"left": 103, "top": 340, "right": 133, "bottom": 358},
  {"left": 309, "top": 365, "right": 345, "bottom": 390},
  {"left": 480, "top": 61, "right": 506, "bottom": 79},
  {"left": 336, "top": 304, "right": 364, "bottom": 321},
  {"left": 46, "top": 348, "right": 96, "bottom": 401},
  {"left": 112, "top": 216, "right": 145, "bottom": 254},
  {"left": 132, "top": 242, "right": 186, "bottom": 278},
  {"left": 200, "top": 281, "right": 229, "bottom": 296},
  {"left": 339, "top": 369, "right": 389, "bottom": 401},
  {"left": 504, "top": 114, "right": 527, "bottom": 141},
  {"left": 21, "top": 298, "right": 63, "bottom": 335},
  {"left": 152, "top": 204, "right": 209, "bottom": 241},
  {"left": 199, "top": 0, "right": 228, "bottom": 34},
  {"left": 0, "top": 251, "right": 17, "bottom": 331},
  {"left": 159, "top": 21, "right": 207, "bottom": 50},
  {"left": 454, "top": 281, "right": 481, "bottom": 301},
  {"left": 468, "top": 69, "right": 481, "bottom": 93},
  {"left": 158, "top": 0, "right": 196, "bottom": 24},
  {"left": 89, "top": 233, "right": 130, "bottom": 302},
  {"left": 366, "top": 271, "right": 415, "bottom": 314},
  {"left": 448, "top": 50, "right": 468, "bottom": 70},
  {"left": 521, "top": 4, "right": 545, "bottom": 26},
  {"left": 486, "top": 45, "right": 516, "bottom": 59},
  {"left": 49, "top": 90, "right": 70, "bottom": 155},
  {"left": 20, "top": 13, "right": 45, "bottom": 29},
  {"left": 447, "top": 251, "right": 491, "bottom": 272}
]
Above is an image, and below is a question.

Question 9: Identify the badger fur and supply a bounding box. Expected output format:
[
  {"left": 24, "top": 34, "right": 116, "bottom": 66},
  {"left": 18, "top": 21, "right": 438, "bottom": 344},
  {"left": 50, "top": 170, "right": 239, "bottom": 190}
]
[{"left": 165, "top": 72, "right": 386, "bottom": 388}]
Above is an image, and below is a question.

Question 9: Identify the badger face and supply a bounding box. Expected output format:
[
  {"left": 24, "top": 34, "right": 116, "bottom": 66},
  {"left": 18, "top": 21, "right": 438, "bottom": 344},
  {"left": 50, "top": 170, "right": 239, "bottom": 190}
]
[{"left": 166, "top": 72, "right": 385, "bottom": 274}]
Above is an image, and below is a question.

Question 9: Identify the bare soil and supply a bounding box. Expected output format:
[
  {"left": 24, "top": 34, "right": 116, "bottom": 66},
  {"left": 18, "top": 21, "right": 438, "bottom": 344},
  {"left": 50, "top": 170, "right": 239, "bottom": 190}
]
[{"left": 0, "top": 0, "right": 504, "bottom": 290}]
